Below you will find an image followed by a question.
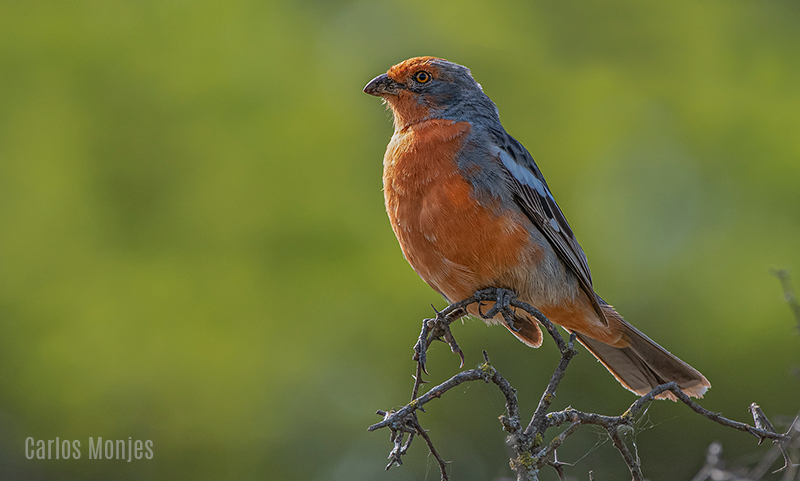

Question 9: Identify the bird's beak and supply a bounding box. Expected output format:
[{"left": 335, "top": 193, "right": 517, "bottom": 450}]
[{"left": 363, "top": 73, "right": 401, "bottom": 96}]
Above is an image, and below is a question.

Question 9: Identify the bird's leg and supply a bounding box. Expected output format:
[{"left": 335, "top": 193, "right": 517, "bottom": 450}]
[{"left": 481, "top": 287, "right": 521, "bottom": 332}]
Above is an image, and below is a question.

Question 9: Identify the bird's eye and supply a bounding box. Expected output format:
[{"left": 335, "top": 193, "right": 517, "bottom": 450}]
[{"left": 414, "top": 71, "right": 431, "bottom": 83}]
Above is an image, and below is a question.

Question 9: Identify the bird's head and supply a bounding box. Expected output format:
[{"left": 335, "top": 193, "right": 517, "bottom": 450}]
[{"left": 364, "top": 57, "right": 495, "bottom": 130}]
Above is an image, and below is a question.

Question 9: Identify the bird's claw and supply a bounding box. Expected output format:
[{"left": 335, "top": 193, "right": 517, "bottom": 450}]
[{"left": 480, "top": 288, "right": 521, "bottom": 332}]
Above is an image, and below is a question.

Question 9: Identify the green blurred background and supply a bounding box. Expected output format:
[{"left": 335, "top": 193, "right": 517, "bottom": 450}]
[{"left": 1, "top": 1, "right": 799, "bottom": 479}]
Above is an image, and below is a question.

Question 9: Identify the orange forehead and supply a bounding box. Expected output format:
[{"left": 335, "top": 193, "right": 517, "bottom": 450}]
[{"left": 387, "top": 57, "right": 443, "bottom": 82}]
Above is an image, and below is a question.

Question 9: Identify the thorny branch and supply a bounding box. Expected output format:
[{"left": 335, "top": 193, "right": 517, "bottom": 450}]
[
  {"left": 369, "top": 287, "right": 794, "bottom": 481},
  {"left": 690, "top": 415, "right": 800, "bottom": 481}
]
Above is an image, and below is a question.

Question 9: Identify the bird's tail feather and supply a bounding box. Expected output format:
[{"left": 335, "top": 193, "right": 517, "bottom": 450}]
[{"left": 572, "top": 315, "right": 710, "bottom": 400}]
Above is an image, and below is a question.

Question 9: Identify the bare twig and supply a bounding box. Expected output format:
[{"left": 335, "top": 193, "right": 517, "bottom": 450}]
[
  {"left": 747, "top": 408, "right": 800, "bottom": 477},
  {"left": 538, "top": 422, "right": 581, "bottom": 469},
  {"left": 689, "top": 271, "right": 800, "bottom": 480},
  {"left": 524, "top": 332, "right": 578, "bottom": 447},
  {"left": 370, "top": 287, "right": 790, "bottom": 481},
  {"left": 607, "top": 425, "right": 643, "bottom": 481},
  {"left": 692, "top": 414, "right": 800, "bottom": 481},
  {"left": 368, "top": 349, "right": 521, "bottom": 480},
  {"left": 369, "top": 369, "right": 490, "bottom": 433},
  {"left": 410, "top": 417, "right": 450, "bottom": 479}
]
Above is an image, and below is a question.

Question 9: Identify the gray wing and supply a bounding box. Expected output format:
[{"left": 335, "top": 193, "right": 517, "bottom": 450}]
[{"left": 490, "top": 128, "right": 607, "bottom": 324}]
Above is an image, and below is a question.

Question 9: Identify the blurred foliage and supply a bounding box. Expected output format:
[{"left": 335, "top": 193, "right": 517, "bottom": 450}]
[{"left": 1, "top": 0, "right": 799, "bottom": 479}]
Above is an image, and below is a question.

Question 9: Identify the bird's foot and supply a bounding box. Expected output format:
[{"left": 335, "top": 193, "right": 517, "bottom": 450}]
[{"left": 478, "top": 287, "right": 521, "bottom": 332}]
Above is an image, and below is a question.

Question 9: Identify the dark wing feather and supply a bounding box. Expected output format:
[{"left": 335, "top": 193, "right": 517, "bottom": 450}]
[{"left": 490, "top": 128, "right": 607, "bottom": 324}]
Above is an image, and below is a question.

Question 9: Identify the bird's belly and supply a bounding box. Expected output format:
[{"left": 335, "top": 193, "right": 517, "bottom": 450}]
[
  {"left": 389, "top": 176, "right": 534, "bottom": 302},
  {"left": 382, "top": 119, "right": 578, "bottom": 310},
  {"left": 382, "top": 127, "right": 536, "bottom": 302}
]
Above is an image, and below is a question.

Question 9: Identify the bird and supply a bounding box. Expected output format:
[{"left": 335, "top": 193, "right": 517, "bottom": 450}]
[{"left": 363, "top": 56, "right": 710, "bottom": 400}]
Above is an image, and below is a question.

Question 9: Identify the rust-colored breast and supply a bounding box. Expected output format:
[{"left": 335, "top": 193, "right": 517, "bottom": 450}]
[{"left": 383, "top": 119, "right": 532, "bottom": 302}]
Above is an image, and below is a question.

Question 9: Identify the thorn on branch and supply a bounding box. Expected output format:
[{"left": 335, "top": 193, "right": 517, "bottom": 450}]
[
  {"left": 547, "top": 450, "right": 573, "bottom": 481},
  {"left": 747, "top": 404, "right": 800, "bottom": 474}
]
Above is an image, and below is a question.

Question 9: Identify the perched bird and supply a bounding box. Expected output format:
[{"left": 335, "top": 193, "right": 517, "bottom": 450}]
[{"left": 364, "top": 57, "right": 710, "bottom": 399}]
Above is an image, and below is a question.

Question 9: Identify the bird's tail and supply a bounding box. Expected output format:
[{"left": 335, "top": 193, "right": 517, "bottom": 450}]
[{"left": 572, "top": 306, "right": 710, "bottom": 400}]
